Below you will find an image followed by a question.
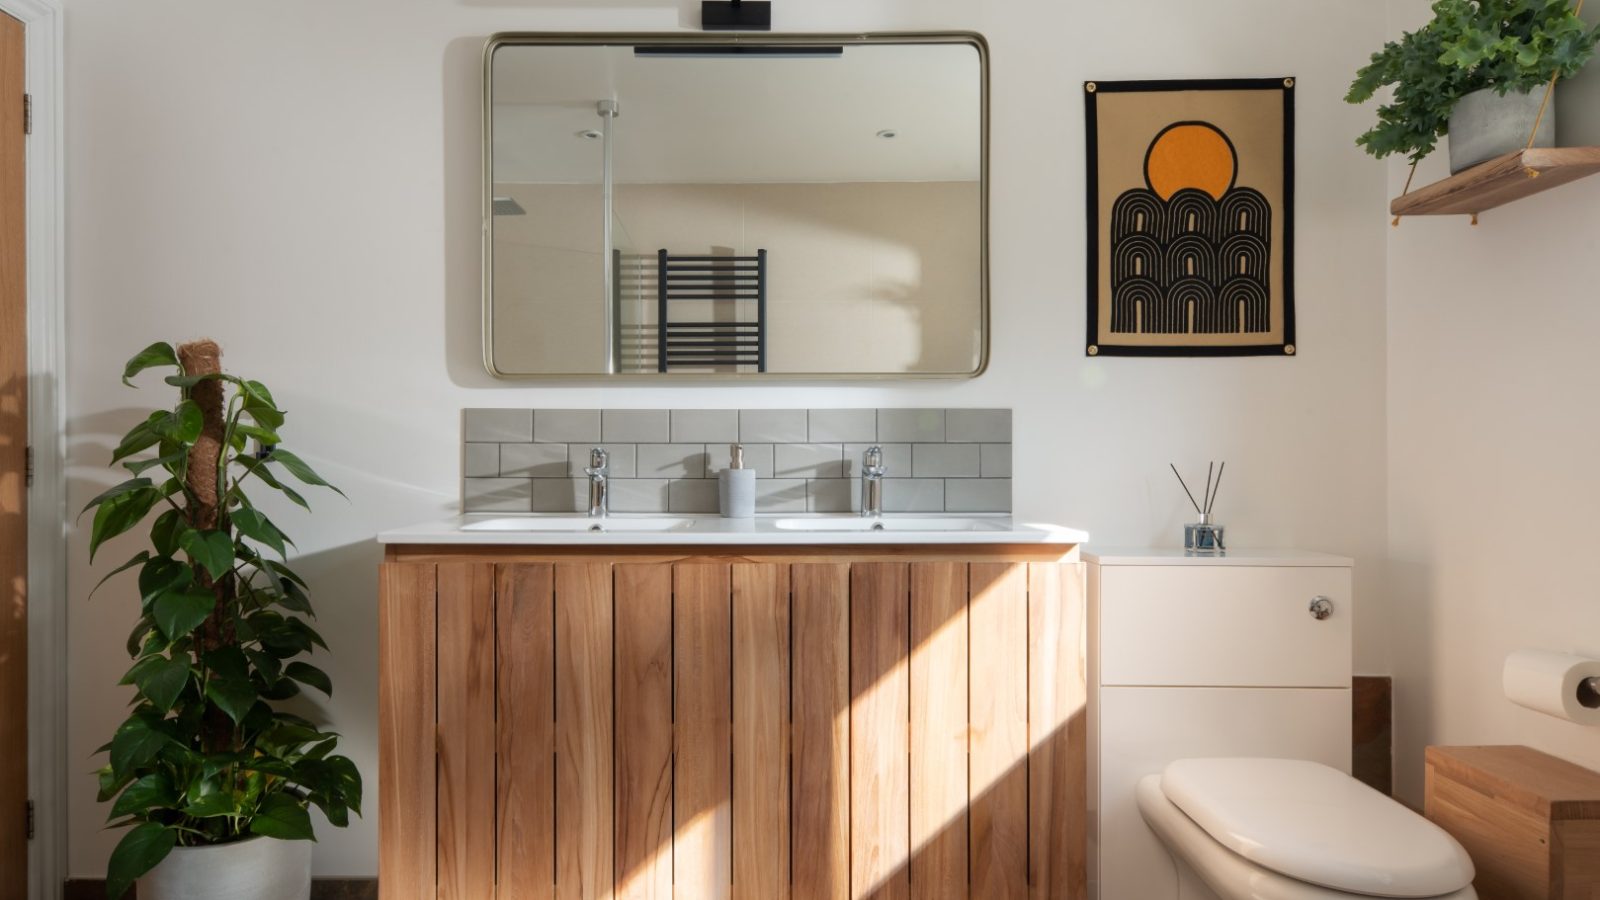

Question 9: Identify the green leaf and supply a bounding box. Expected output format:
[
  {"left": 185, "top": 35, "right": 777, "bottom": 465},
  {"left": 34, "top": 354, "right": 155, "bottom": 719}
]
[
  {"left": 121, "top": 342, "right": 180, "bottom": 387},
  {"left": 138, "top": 557, "right": 192, "bottom": 608},
  {"left": 182, "top": 789, "right": 241, "bottom": 819},
  {"left": 109, "top": 772, "right": 177, "bottom": 819},
  {"left": 204, "top": 645, "right": 251, "bottom": 681},
  {"left": 170, "top": 400, "right": 204, "bottom": 444},
  {"left": 265, "top": 449, "right": 344, "bottom": 498},
  {"left": 107, "top": 822, "right": 177, "bottom": 900},
  {"left": 232, "top": 507, "right": 289, "bottom": 558},
  {"left": 89, "top": 551, "right": 150, "bottom": 599},
  {"left": 163, "top": 372, "right": 229, "bottom": 388},
  {"left": 248, "top": 792, "right": 315, "bottom": 841},
  {"left": 109, "top": 414, "right": 166, "bottom": 465},
  {"left": 88, "top": 486, "right": 162, "bottom": 562},
  {"left": 109, "top": 715, "right": 173, "bottom": 777},
  {"left": 79, "top": 478, "right": 153, "bottom": 519},
  {"left": 151, "top": 589, "right": 214, "bottom": 641},
  {"left": 180, "top": 529, "right": 234, "bottom": 580},
  {"left": 133, "top": 656, "right": 191, "bottom": 712},
  {"left": 204, "top": 676, "right": 257, "bottom": 725},
  {"left": 148, "top": 510, "right": 186, "bottom": 557},
  {"left": 236, "top": 458, "right": 309, "bottom": 509},
  {"left": 123, "top": 449, "right": 185, "bottom": 476},
  {"left": 246, "top": 648, "right": 283, "bottom": 686},
  {"left": 96, "top": 765, "right": 134, "bottom": 804},
  {"left": 285, "top": 661, "right": 332, "bottom": 697}
]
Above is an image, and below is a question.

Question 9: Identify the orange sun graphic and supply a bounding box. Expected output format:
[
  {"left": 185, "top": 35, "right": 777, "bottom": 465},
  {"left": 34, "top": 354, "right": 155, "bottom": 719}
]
[{"left": 1143, "top": 121, "right": 1238, "bottom": 201}]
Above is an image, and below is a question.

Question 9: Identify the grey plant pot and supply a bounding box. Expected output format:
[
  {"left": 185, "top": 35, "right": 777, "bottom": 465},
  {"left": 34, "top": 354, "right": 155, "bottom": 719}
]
[
  {"left": 137, "top": 836, "right": 312, "bottom": 900},
  {"left": 1447, "top": 86, "right": 1555, "bottom": 174}
]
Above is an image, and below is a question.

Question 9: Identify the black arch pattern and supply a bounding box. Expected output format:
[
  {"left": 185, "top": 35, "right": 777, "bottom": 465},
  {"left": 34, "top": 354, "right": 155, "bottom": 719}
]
[{"left": 1108, "top": 184, "right": 1272, "bottom": 335}]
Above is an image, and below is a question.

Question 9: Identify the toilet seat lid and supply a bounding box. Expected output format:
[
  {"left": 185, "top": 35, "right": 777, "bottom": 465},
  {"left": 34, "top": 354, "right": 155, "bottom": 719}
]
[{"left": 1161, "top": 758, "right": 1475, "bottom": 898}]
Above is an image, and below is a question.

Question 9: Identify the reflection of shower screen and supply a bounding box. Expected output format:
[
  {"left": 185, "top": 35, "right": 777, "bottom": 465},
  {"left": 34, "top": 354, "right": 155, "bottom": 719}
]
[{"left": 656, "top": 249, "right": 767, "bottom": 373}]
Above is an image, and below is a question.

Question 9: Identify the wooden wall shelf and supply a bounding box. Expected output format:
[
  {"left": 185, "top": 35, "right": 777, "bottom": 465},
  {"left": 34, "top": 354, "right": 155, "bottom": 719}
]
[{"left": 1390, "top": 147, "right": 1600, "bottom": 218}]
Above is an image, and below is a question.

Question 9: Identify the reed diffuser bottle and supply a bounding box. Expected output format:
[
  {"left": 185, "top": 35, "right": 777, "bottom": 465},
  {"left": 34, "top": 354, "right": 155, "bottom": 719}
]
[{"left": 1172, "top": 461, "right": 1226, "bottom": 552}]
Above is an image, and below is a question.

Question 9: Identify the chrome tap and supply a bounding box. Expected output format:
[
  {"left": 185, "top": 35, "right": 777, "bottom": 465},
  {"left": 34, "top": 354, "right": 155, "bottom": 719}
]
[
  {"left": 860, "top": 445, "right": 886, "bottom": 518},
  {"left": 585, "top": 447, "right": 609, "bottom": 518}
]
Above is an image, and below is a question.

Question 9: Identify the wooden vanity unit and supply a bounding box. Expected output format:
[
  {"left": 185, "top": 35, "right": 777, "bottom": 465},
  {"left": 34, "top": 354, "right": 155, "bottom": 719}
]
[{"left": 378, "top": 538, "right": 1087, "bottom": 900}]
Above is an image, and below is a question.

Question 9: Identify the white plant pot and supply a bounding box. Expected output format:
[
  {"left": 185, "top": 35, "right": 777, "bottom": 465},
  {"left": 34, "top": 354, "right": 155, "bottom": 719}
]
[
  {"left": 1447, "top": 86, "right": 1556, "bottom": 173},
  {"left": 137, "top": 836, "right": 311, "bottom": 900}
]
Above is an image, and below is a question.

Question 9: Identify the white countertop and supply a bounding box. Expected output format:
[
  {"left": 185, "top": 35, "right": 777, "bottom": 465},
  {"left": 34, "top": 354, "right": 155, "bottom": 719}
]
[
  {"left": 380, "top": 513, "right": 1090, "bottom": 547},
  {"left": 1083, "top": 547, "right": 1353, "bottom": 567}
]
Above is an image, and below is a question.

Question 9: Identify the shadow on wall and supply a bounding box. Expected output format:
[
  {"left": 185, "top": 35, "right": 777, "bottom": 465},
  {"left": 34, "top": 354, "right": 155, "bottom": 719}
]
[{"left": 1385, "top": 558, "right": 1438, "bottom": 804}]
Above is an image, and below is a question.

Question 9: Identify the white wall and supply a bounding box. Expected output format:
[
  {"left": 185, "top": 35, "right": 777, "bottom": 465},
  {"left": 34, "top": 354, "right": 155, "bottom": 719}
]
[
  {"left": 60, "top": 0, "right": 1391, "bottom": 877},
  {"left": 1386, "top": 0, "right": 1600, "bottom": 805}
]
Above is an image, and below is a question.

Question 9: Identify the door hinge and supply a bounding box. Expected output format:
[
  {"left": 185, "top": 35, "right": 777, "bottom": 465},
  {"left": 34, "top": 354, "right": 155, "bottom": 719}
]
[
  {"left": 22, "top": 93, "right": 30, "bottom": 136},
  {"left": 25, "top": 799, "right": 34, "bottom": 840},
  {"left": 24, "top": 445, "right": 32, "bottom": 487}
]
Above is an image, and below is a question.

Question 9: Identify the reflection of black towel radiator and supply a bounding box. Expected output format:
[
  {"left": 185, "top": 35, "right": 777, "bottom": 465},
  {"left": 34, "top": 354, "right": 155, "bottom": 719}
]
[{"left": 657, "top": 249, "right": 767, "bottom": 373}]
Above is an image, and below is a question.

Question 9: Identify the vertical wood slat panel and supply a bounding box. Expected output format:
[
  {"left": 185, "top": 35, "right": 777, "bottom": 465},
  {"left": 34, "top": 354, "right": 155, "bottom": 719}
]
[
  {"left": 675, "top": 564, "right": 733, "bottom": 900},
  {"left": 1028, "top": 563, "right": 1088, "bottom": 900},
  {"left": 380, "top": 563, "right": 438, "bottom": 900},
  {"left": 498, "top": 564, "right": 557, "bottom": 900},
  {"left": 732, "top": 565, "right": 791, "bottom": 900},
  {"left": 556, "top": 563, "right": 615, "bottom": 900},
  {"left": 615, "top": 565, "right": 675, "bottom": 900},
  {"left": 439, "top": 564, "right": 498, "bottom": 900},
  {"left": 969, "top": 563, "right": 1030, "bottom": 900},
  {"left": 792, "top": 564, "right": 851, "bottom": 900},
  {"left": 909, "top": 563, "right": 970, "bottom": 899},
  {"left": 851, "top": 562, "right": 911, "bottom": 900}
]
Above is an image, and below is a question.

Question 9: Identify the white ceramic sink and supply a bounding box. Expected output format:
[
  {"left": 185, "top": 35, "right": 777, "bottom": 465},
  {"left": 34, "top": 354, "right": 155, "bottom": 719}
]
[
  {"left": 460, "top": 516, "right": 695, "bottom": 533},
  {"left": 772, "top": 516, "right": 1005, "bottom": 533},
  {"left": 386, "top": 514, "right": 1087, "bottom": 546}
]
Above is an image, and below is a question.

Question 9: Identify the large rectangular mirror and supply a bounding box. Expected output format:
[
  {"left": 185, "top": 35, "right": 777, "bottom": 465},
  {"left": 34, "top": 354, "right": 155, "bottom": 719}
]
[{"left": 484, "top": 33, "right": 988, "bottom": 379}]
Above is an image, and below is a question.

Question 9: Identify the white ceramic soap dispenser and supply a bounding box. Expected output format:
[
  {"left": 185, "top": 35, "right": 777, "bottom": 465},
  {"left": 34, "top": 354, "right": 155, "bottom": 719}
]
[{"left": 719, "top": 443, "right": 756, "bottom": 518}]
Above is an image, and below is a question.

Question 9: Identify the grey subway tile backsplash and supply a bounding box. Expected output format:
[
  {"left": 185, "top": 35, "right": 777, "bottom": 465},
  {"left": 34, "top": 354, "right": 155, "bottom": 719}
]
[
  {"left": 911, "top": 443, "right": 982, "bottom": 478},
  {"left": 463, "top": 443, "right": 500, "bottom": 478},
  {"left": 883, "top": 479, "right": 946, "bottom": 513},
  {"left": 877, "top": 408, "right": 945, "bottom": 443},
  {"left": 945, "top": 478, "right": 1012, "bottom": 513},
  {"left": 500, "top": 443, "right": 568, "bottom": 478},
  {"left": 808, "top": 408, "right": 877, "bottom": 443},
  {"left": 464, "top": 477, "right": 533, "bottom": 512},
  {"left": 602, "top": 409, "right": 670, "bottom": 442},
  {"left": 464, "top": 409, "right": 533, "bottom": 443},
  {"left": 637, "top": 444, "right": 708, "bottom": 479},
  {"left": 774, "top": 443, "right": 845, "bottom": 479},
  {"left": 981, "top": 443, "right": 1013, "bottom": 478},
  {"left": 739, "top": 409, "right": 808, "bottom": 443},
  {"left": 668, "top": 479, "right": 719, "bottom": 514},
  {"left": 671, "top": 409, "right": 740, "bottom": 443},
  {"left": 462, "top": 408, "right": 1011, "bottom": 514},
  {"left": 534, "top": 409, "right": 601, "bottom": 443},
  {"left": 755, "top": 479, "right": 808, "bottom": 513},
  {"left": 807, "top": 479, "right": 853, "bottom": 513},
  {"left": 946, "top": 408, "right": 1013, "bottom": 443}
]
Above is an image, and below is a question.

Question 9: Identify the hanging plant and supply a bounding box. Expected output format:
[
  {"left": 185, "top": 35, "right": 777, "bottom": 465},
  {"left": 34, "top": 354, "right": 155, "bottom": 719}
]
[
  {"left": 84, "top": 340, "right": 360, "bottom": 899},
  {"left": 1346, "top": 0, "right": 1599, "bottom": 162}
]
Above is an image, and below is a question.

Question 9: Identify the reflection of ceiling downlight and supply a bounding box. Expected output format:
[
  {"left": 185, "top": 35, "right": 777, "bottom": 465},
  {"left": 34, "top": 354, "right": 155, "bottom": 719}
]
[
  {"left": 876, "top": 129, "right": 898, "bottom": 139},
  {"left": 578, "top": 129, "right": 603, "bottom": 140}
]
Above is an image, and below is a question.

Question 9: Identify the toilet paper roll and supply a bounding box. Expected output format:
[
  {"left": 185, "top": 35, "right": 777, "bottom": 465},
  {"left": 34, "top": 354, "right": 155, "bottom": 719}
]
[{"left": 1502, "top": 650, "right": 1600, "bottom": 726}]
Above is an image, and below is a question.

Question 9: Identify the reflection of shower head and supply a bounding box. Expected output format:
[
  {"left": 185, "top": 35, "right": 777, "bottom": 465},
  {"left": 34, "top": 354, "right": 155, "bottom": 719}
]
[{"left": 493, "top": 197, "right": 526, "bottom": 216}]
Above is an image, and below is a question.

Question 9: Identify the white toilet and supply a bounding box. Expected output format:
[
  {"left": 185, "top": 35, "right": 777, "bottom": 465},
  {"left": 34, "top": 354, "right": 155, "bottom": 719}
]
[{"left": 1137, "top": 757, "right": 1478, "bottom": 900}]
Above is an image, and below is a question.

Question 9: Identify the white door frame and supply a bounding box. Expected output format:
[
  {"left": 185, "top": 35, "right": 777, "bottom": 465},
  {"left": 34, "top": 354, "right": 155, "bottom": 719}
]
[{"left": 3, "top": 0, "right": 65, "bottom": 897}]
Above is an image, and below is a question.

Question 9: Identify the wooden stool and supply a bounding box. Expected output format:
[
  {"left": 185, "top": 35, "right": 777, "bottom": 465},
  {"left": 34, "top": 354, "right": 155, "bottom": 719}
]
[{"left": 1425, "top": 745, "right": 1600, "bottom": 899}]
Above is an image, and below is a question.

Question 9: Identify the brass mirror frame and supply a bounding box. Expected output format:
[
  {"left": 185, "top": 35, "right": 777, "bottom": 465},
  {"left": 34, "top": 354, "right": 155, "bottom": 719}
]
[{"left": 482, "top": 31, "right": 990, "bottom": 381}]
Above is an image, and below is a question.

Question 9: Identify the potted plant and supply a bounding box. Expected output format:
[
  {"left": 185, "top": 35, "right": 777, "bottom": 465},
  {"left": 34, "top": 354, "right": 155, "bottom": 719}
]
[
  {"left": 84, "top": 340, "right": 361, "bottom": 900},
  {"left": 1346, "top": 0, "right": 1599, "bottom": 172}
]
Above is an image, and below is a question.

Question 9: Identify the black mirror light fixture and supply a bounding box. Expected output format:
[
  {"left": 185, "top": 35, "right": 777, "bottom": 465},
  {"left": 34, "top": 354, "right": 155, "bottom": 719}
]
[{"left": 701, "top": 0, "right": 772, "bottom": 31}]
